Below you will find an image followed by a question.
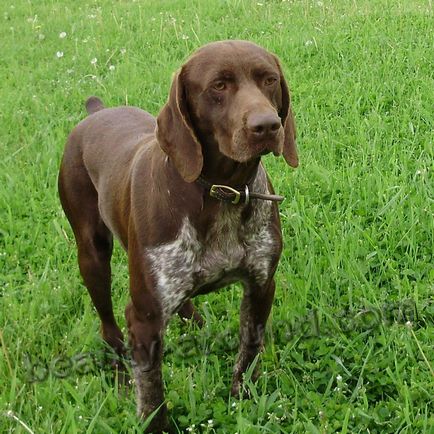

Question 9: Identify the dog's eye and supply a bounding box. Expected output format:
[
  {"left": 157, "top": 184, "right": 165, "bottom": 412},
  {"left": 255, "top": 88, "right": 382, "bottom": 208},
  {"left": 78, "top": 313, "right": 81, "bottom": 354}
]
[
  {"left": 212, "top": 81, "right": 226, "bottom": 91},
  {"left": 264, "top": 76, "right": 278, "bottom": 86}
]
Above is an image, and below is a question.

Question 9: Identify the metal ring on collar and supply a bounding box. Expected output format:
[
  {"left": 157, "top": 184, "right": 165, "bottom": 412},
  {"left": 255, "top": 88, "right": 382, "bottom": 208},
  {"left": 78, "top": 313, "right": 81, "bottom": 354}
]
[{"left": 244, "top": 185, "right": 250, "bottom": 205}]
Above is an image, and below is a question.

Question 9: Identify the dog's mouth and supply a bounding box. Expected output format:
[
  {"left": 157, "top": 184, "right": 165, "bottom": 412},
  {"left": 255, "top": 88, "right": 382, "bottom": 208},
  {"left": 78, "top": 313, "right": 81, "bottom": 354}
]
[
  {"left": 261, "top": 147, "right": 282, "bottom": 157},
  {"left": 218, "top": 127, "right": 283, "bottom": 163},
  {"left": 254, "top": 136, "right": 283, "bottom": 158},
  {"left": 248, "top": 125, "right": 284, "bottom": 157},
  {"left": 237, "top": 141, "right": 281, "bottom": 162}
]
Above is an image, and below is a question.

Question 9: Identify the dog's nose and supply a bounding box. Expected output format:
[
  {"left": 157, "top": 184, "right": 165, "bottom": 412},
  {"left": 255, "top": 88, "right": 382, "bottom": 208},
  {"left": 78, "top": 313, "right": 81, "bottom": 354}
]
[{"left": 247, "top": 112, "right": 281, "bottom": 138}]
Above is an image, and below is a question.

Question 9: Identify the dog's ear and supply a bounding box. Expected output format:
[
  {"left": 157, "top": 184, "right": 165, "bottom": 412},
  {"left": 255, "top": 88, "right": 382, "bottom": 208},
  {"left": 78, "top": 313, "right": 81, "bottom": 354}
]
[
  {"left": 156, "top": 68, "right": 203, "bottom": 182},
  {"left": 274, "top": 57, "right": 299, "bottom": 168}
]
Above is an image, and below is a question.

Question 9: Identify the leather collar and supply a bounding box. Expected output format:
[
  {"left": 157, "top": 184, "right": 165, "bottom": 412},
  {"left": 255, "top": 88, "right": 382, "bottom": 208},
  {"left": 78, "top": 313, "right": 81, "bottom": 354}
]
[{"left": 196, "top": 174, "right": 284, "bottom": 205}]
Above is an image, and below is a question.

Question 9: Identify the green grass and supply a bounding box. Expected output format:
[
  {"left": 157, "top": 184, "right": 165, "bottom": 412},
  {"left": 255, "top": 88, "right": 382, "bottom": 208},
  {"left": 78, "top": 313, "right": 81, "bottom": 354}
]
[{"left": 1, "top": 0, "right": 433, "bottom": 432}]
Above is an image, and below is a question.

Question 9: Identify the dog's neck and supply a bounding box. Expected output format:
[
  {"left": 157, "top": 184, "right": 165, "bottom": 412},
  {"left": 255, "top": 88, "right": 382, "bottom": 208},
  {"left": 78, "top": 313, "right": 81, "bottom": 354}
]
[{"left": 200, "top": 141, "right": 260, "bottom": 187}]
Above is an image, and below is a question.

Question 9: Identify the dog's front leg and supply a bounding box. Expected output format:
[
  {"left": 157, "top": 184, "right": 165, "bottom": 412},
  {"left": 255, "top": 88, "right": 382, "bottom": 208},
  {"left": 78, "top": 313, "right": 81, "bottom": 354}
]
[
  {"left": 231, "top": 277, "right": 276, "bottom": 396},
  {"left": 125, "top": 237, "right": 168, "bottom": 433}
]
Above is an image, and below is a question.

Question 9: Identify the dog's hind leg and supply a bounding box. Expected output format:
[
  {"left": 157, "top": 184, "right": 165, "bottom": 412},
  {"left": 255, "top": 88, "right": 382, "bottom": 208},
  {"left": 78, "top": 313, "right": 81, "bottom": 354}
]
[
  {"left": 177, "top": 300, "right": 204, "bottom": 327},
  {"left": 58, "top": 141, "right": 125, "bottom": 368}
]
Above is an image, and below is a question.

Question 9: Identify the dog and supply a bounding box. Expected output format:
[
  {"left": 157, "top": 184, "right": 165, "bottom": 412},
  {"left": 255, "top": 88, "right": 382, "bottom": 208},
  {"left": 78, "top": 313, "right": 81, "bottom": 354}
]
[{"left": 58, "top": 40, "right": 298, "bottom": 432}]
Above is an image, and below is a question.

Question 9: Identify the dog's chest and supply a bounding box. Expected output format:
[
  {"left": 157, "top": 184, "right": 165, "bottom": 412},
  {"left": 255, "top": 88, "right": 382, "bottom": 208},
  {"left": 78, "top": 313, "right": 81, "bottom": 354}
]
[{"left": 147, "top": 195, "right": 275, "bottom": 320}]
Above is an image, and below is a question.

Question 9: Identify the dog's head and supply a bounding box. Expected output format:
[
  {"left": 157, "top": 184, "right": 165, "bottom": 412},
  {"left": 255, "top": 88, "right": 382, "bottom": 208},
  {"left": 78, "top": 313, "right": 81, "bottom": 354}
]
[{"left": 157, "top": 40, "right": 298, "bottom": 182}]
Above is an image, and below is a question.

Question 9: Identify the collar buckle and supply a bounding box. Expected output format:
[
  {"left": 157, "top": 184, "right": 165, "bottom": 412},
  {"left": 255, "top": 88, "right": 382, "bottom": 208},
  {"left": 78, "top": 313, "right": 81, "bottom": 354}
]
[{"left": 210, "top": 184, "right": 242, "bottom": 204}]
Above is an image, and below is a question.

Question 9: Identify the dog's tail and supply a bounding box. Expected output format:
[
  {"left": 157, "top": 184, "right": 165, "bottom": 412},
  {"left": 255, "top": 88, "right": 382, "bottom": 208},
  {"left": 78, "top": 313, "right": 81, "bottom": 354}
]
[{"left": 85, "top": 96, "right": 104, "bottom": 115}]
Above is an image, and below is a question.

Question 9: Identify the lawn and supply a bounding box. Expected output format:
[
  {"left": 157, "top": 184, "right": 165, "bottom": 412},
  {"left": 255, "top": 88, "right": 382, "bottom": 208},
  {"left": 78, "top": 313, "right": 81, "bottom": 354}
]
[{"left": 0, "top": 0, "right": 433, "bottom": 432}]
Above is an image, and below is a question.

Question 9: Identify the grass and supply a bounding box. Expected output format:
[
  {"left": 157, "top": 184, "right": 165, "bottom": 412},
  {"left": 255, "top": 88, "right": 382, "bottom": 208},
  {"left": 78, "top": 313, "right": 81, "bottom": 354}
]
[{"left": 0, "top": 0, "right": 433, "bottom": 432}]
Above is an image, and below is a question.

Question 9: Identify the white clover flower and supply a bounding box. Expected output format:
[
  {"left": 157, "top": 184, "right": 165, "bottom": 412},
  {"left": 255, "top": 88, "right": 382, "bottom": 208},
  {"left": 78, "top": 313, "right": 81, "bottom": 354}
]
[
  {"left": 59, "top": 31, "right": 67, "bottom": 39},
  {"left": 207, "top": 419, "right": 213, "bottom": 426},
  {"left": 56, "top": 51, "right": 64, "bottom": 58},
  {"left": 305, "top": 40, "right": 313, "bottom": 46},
  {"left": 109, "top": 65, "right": 115, "bottom": 71},
  {"left": 90, "top": 58, "right": 97, "bottom": 65},
  {"left": 336, "top": 374, "right": 343, "bottom": 382}
]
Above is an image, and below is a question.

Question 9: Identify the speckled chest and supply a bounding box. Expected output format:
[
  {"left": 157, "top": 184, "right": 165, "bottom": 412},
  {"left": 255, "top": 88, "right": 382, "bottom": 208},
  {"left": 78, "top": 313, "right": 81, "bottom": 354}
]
[{"left": 146, "top": 171, "right": 278, "bottom": 321}]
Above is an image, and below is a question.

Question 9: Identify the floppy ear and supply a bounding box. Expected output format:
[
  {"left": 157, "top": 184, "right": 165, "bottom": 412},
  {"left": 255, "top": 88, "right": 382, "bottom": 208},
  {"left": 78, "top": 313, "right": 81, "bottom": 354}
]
[
  {"left": 274, "top": 57, "right": 299, "bottom": 168},
  {"left": 156, "top": 68, "right": 203, "bottom": 182}
]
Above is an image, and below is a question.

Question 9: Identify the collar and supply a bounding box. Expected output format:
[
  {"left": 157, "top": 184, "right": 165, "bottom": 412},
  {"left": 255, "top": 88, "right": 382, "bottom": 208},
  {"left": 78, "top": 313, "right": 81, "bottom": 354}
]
[{"left": 196, "top": 173, "right": 285, "bottom": 205}]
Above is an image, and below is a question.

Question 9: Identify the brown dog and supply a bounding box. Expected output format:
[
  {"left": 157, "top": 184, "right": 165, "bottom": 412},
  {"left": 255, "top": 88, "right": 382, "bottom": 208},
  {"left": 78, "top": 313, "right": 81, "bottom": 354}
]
[{"left": 58, "top": 40, "right": 297, "bottom": 432}]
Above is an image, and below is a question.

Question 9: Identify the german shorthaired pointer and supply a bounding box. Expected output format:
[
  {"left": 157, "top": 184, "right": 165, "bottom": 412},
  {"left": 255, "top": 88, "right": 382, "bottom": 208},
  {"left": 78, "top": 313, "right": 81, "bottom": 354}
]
[{"left": 59, "top": 40, "right": 298, "bottom": 432}]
